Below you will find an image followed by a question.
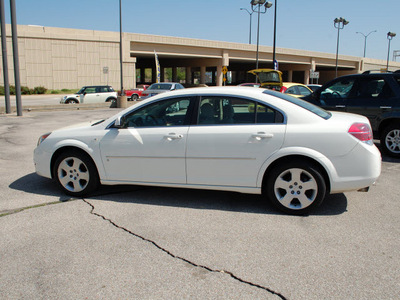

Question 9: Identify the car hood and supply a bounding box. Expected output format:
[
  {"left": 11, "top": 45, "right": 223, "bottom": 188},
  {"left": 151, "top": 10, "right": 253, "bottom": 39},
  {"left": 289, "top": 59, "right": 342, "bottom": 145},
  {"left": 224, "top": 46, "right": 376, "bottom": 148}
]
[
  {"left": 64, "top": 93, "right": 80, "bottom": 98},
  {"left": 57, "top": 120, "right": 104, "bottom": 130}
]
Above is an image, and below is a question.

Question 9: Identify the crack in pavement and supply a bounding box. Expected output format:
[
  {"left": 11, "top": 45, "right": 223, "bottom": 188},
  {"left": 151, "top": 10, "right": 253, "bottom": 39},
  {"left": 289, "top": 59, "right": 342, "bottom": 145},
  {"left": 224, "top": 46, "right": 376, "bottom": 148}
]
[{"left": 82, "top": 198, "right": 287, "bottom": 299}]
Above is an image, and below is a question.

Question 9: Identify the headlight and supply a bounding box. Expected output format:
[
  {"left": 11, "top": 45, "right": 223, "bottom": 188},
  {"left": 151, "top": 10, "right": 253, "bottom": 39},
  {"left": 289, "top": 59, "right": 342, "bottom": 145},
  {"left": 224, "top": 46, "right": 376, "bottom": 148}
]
[{"left": 37, "top": 132, "right": 51, "bottom": 146}]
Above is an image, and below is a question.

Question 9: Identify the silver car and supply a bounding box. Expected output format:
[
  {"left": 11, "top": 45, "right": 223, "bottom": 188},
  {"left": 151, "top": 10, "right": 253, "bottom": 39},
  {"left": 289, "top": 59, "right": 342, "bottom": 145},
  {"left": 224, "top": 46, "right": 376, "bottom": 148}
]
[{"left": 140, "top": 82, "right": 185, "bottom": 99}]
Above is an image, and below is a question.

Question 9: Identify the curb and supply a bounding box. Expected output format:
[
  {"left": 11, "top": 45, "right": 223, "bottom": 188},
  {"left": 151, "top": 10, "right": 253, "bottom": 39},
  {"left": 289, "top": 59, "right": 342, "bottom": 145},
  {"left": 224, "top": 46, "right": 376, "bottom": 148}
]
[{"left": 0, "top": 102, "right": 138, "bottom": 114}]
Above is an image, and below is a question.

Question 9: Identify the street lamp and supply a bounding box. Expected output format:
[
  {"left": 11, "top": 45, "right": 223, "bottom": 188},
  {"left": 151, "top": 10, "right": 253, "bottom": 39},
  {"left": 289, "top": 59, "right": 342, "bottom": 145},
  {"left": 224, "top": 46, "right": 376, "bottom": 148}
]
[
  {"left": 240, "top": 8, "right": 254, "bottom": 44},
  {"left": 119, "top": 0, "right": 124, "bottom": 96},
  {"left": 387, "top": 32, "right": 396, "bottom": 72},
  {"left": 251, "top": 0, "right": 273, "bottom": 70},
  {"left": 356, "top": 30, "right": 377, "bottom": 58},
  {"left": 272, "top": 0, "right": 277, "bottom": 70},
  {"left": 334, "top": 17, "right": 349, "bottom": 78}
]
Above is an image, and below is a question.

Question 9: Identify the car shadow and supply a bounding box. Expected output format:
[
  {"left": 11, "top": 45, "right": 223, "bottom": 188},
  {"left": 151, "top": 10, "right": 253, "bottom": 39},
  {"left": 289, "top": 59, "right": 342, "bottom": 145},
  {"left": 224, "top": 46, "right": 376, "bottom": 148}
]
[
  {"left": 10, "top": 173, "right": 348, "bottom": 216},
  {"left": 374, "top": 140, "right": 400, "bottom": 163}
]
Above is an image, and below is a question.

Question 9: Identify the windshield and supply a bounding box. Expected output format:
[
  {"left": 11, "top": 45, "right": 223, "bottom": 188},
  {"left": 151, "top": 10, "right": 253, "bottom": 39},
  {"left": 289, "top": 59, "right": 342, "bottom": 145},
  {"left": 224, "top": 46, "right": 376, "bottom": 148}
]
[
  {"left": 263, "top": 89, "right": 331, "bottom": 120},
  {"left": 148, "top": 83, "right": 173, "bottom": 90},
  {"left": 77, "top": 87, "right": 86, "bottom": 94}
]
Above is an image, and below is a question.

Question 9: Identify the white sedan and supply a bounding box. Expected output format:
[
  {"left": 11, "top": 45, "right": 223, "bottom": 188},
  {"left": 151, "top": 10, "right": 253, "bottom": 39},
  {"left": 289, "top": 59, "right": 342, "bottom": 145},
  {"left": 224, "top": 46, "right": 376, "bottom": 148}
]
[{"left": 34, "top": 87, "right": 381, "bottom": 215}]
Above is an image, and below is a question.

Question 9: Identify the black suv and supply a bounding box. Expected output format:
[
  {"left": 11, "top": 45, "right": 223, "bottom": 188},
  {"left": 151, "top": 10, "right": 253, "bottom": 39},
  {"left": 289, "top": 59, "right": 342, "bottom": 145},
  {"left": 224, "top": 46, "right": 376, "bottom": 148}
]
[{"left": 303, "top": 72, "right": 400, "bottom": 157}]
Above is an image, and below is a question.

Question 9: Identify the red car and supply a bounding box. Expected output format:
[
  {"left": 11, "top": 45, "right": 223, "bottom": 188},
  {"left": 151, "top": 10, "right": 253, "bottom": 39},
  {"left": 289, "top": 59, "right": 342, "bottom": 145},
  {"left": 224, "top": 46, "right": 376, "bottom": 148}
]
[{"left": 123, "top": 85, "right": 149, "bottom": 101}]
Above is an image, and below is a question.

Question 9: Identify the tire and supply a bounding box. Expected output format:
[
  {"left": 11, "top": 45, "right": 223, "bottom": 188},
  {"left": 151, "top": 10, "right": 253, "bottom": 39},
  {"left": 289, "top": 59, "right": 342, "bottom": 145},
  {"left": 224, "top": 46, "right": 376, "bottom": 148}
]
[
  {"left": 380, "top": 124, "right": 400, "bottom": 158},
  {"left": 66, "top": 99, "right": 78, "bottom": 104},
  {"left": 53, "top": 150, "right": 99, "bottom": 197},
  {"left": 265, "top": 161, "right": 326, "bottom": 215},
  {"left": 130, "top": 94, "right": 139, "bottom": 101},
  {"left": 105, "top": 97, "right": 117, "bottom": 103}
]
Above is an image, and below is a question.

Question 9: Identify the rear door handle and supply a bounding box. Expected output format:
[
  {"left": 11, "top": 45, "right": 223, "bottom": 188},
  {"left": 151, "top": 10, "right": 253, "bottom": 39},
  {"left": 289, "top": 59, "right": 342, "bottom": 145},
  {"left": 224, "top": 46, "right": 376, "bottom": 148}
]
[{"left": 252, "top": 132, "right": 274, "bottom": 140}]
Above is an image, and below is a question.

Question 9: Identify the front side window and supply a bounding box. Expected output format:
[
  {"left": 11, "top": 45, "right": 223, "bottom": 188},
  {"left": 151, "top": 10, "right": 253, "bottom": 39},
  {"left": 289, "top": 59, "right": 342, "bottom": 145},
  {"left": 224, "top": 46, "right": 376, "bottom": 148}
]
[
  {"left": 198, "top": 96, "right": 283, "bottom": 125},
  {"left": 298, "top": 86, "right": 312, "bottom": 96},
  {"left": 84, "top": 87, "right": 97, "bottom": 94},
  {"left": 121, "top": 97, "right": 193, "bottom": 128},
  {"left": 320, "top": 78, "right": 355, "bottom": 102}
]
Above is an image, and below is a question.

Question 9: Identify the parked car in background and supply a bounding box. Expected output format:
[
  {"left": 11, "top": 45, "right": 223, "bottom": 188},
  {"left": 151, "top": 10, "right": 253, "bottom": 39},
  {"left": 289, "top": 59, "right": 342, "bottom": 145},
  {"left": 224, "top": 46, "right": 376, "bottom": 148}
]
[
  {"left": 247, "top": 69, "right": 312, "bottom": 97},
  {"left": 248, "top": 69, "right": 283, "bottom": 91},
  {"left": 307, "top": 84, "right": 322, "bottom": 92},
  {"left": 303, "top": 72, "right": 400, "bottom": 157},
  {"left": 281, "top": 82, "right": 313, "bottom": 98},
  {"left": 124, "top": 84, "right": 149, "bottom": 101},
  {"left": 61, "top": 86, "right": 117, "bottom": 104},
  {"left": 35, "top": 87, "right": 381, "bottom": 215},
  {"left": 141, "top": 82, "right": 185, "bottom": 99}
]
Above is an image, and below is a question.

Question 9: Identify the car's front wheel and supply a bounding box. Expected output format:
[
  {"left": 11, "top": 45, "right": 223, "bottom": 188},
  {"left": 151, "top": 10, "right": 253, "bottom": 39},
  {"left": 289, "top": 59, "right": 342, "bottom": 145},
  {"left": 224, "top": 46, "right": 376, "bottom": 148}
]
[
  {"left": 265, "top": 161, "right": 326, "bottom": 215},
  {"left": 66, "top": 99, "right": 78, "bottom": 104},
  {"left": 53, "top": 150, "right": 99, "bottom": 197},
  {"left": 381, "top": 124, "right": 400, "bottom": 158}
]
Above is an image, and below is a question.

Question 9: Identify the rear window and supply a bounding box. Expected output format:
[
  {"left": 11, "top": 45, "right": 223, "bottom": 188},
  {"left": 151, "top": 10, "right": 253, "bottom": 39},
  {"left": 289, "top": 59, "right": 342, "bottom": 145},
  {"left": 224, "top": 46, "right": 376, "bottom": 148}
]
[{"left": 263, "top": 89, "right": 331, "bottom": 120}]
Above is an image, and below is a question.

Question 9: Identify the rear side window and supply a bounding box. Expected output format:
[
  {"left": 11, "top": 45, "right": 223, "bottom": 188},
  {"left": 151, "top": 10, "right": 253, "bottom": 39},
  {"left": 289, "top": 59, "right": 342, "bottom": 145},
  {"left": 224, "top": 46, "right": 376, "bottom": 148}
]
[
  {"left": 354, "top": 78, "right": 394, "bottom": 99},
  {"left": 98, "top": 86, "right": 109, "bottom": 93},
  {"left": 198, "top": 96, "right": 284, "bottom": 125}
]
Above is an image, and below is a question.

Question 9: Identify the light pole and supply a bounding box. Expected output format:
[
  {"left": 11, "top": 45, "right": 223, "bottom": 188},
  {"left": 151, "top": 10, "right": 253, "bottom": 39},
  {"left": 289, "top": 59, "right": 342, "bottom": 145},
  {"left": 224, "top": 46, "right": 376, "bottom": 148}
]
[
  {"left": 119, "top": 0, "right": 124, "bottom": 96},
  {"left": 272, "top": 0, "right": 277, "bottom": 70},
  {"left": 387, "top": 32, "right": 396, "bottom": 72},
  {"left": 334, "top": 17, "right": 349, "bottom": 78},
  {"left": 356, "top": 30, "right": 376, "bottom": 57},
  {"left": 240, "top": 8, "right": 254, "bottom": 44},
  {"left": 251, "top": 0, "right": 273, "bottom": 70}
]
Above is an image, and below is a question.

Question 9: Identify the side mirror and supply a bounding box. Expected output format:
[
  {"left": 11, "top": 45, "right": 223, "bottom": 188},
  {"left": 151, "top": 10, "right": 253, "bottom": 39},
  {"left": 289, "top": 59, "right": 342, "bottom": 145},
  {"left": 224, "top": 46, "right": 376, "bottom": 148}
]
[{"left": 114, "top": 116, "right": 125, "bottom": 128}]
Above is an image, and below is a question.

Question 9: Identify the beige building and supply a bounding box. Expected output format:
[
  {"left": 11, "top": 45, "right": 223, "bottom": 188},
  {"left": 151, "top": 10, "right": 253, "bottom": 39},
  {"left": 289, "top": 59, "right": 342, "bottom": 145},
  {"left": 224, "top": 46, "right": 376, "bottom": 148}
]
[{"left": 1, "top": 24, "right": 399, "bottom": 90}]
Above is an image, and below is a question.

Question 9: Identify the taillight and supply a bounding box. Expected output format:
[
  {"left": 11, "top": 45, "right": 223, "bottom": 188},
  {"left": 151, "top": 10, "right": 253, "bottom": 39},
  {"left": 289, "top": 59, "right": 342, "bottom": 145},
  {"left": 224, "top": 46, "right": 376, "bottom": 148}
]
[
  {"left": 280, "top": 86, "right": 287, "bottom": 93},
  {"left": 348, "top": 123, "right": 373, "bottom": 144}
]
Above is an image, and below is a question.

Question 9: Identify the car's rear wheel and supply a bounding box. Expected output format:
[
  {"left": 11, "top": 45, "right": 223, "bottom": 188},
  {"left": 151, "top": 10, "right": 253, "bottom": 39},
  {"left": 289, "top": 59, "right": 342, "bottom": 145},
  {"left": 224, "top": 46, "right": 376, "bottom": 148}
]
[
  {"left": 130, "top": 94, "right": 139, "bottom": 101},
  {"left": 53, "top": 150, "right": 99, "bottom": 197},
  {"left": 265, "top": 161, "right": 326, "bottom": 215},
  {"left": 381, "top": 124, "right": 400, "bottom": 158}
]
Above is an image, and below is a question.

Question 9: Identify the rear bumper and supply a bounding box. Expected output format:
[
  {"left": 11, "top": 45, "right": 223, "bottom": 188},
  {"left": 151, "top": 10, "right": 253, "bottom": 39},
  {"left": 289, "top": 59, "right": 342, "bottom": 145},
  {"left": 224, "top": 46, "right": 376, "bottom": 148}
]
[{"left": 329, "top": 143, "right": 381, "bottom": 194}]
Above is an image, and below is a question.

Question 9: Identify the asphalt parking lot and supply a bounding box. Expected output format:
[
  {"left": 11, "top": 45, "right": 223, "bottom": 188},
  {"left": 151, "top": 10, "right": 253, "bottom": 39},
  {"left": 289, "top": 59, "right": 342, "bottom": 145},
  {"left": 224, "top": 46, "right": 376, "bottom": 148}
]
[{"left": 1, "top": 107, "right": 399, "bottom": 299}]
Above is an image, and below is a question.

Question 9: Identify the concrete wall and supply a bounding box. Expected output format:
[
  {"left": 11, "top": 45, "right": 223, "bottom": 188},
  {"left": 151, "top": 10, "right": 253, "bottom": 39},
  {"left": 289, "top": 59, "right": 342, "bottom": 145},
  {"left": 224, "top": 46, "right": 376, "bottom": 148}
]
[{"left": 1, "top": 24, "right": 399, "bottom": 90}]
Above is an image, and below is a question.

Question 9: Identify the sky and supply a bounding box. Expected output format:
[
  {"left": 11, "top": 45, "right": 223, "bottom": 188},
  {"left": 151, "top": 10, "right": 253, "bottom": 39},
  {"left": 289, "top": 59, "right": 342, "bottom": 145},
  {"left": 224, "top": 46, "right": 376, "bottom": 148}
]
[{"left": 2, "top": 0, "right": 399, "bottom": 61}]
